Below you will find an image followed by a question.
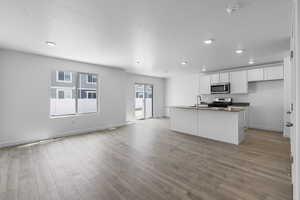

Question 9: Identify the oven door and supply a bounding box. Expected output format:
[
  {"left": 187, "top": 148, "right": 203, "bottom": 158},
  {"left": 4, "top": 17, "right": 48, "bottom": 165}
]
[{"left": 211, "top": 84, "right": 230, "bottom": 94}]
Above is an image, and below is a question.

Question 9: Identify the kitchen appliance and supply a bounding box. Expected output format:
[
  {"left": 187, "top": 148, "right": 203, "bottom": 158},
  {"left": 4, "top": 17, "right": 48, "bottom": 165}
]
[
  {"left": 208, "top": 97, "right": 233, "bottom": 107},
  {"left": 210, "top": 83, "right": 230, "bottom": 94}
]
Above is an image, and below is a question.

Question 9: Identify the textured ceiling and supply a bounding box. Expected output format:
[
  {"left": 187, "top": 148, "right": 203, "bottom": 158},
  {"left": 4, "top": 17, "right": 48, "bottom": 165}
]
[{"left": 0, "top": 0, "right": 292, "bottom": 77}]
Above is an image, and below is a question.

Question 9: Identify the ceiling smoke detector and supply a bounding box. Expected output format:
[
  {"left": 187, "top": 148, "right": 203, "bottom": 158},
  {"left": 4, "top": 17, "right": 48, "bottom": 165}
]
[
  {"left": 226, "top": 4, "right": 240, "bottom": 15},
  {"left": 181, "top": 61, "right": 188, "bottom": 65}
]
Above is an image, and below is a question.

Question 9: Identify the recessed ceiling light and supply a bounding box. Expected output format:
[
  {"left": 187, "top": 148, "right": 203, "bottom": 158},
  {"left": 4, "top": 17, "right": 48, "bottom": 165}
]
[
  {"left": 46, "top": 41, "right": 56, "bottom": 47},
  {"left": 248, "top": 59, "right": 255, "bottom": 65},
  {"left": 203, "top": 39, "right": 214, "bottom": 45},
  {"left": 226, "top": 4, "right": 240, "bottom": 15},
  {"left": 202, "top": 66, "right": 207, "bottom": 72},
  {"left": 181, "top": 61, "right": 188, "bottom": 65},
  {"left": 235, "top": 49, "right": 244, "bottom": 54}
]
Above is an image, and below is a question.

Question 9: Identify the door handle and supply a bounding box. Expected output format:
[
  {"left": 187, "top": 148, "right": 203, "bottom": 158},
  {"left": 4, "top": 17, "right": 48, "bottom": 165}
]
[{"left": 286, "top": 122, "right": 294, "bottom": 127}]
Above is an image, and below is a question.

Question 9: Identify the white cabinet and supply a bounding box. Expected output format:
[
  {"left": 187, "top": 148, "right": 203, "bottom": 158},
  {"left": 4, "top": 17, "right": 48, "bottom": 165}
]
[
  {"left": 210, "top": 74, "right": 220, "bottom": 84},
  {"left": 230, "top": 70, "right": 248, "bottom": 94},
  {"left": 228, "top": 106, "right": 249, "bottom": 129},
  {"left": 263, "top": 65, "right": 284, "bottom": 80},
  {"left": 210, "top": 72, "right": 229, "bottom": 84},
  {"left": 170, "top": 108, "right": 198, "bottom": 136},
  {"left": 247, "top": 68, "right": 264, "bottom": 82},
  {"left": 219, "top": 72, "right": 230, "bottom": 83},
  {"left": 199, "top": 75, "right": 211, "bottom": 94}
]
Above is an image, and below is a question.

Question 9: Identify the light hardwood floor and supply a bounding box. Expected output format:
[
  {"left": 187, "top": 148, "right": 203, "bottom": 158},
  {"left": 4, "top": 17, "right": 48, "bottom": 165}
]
[{"left": 0, "top": 119, "right": 292, "bottom": 200}]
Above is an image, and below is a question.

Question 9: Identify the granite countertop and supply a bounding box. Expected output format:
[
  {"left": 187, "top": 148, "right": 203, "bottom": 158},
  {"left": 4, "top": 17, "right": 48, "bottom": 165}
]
[
  {"left": 169, "top": 106, "right": 245, "bottom": 112},
  {"left": 230, "top": 102, "right": 250, "bottom": 107}
]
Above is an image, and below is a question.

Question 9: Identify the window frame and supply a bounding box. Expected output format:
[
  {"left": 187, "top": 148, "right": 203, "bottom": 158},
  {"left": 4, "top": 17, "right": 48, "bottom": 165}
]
[
  {"left": 50, "top": 71, "right": 99, "bottom": 118},
  {"left": 86, "top": 74, "right": 97, "bottom": 84},
  {"left": 86, "top": 90, "right": 97, "bottom": 99},
  {"left": 56, "top": 88, "right": 73, "bottom": 99},
  {"left": 56, "top": 71, "right": 73, "bottom": 83}
]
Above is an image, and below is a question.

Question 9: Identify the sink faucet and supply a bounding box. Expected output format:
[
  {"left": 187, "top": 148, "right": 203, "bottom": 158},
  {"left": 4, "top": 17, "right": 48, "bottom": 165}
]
[{"left": 197, "top": 95, "right": 202, "bottom": 106}]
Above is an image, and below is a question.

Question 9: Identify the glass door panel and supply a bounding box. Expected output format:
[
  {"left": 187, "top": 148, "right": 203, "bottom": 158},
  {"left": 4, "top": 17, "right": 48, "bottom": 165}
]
[
  {"left": 145, "top": 85, "right": 153, "bottom": 118},
  {"left": 134, "top": 84, "right": 153, "bottom": 120},
  {"left": 135, "top": 84, "right": 145, "bottom": 119}
]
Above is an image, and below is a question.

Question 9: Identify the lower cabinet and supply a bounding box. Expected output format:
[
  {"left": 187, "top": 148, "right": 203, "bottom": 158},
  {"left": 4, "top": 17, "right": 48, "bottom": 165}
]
[
  {"left": 169, "top": 108, "right": 198, "bottom": 135},
  {"left": 170, "top": 108, "right": 247, "bottom": 145}
]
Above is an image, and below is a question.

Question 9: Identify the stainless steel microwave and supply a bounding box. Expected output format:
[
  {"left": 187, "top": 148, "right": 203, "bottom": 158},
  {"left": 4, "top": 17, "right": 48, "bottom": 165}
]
[{"left": 211, "top": 83, "right": 230, "bottom": 94}]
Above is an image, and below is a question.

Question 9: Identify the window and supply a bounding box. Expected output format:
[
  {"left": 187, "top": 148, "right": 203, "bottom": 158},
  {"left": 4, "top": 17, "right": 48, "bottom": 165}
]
[
  {"left": 56, "top": 71, "right": 72, "bottom": 83},
  {"left": 87, "top": 91, "right": 97, "bottom": 99},
  {"left": 50, "top": 71, "right": 98, "bottom": 116},
  {"left": 56, "top": 88, "right": 73, "bottom": 99},
  {"left": 87, "top": 74, "right": 97, "bottom": 84},
  {"left": 136, "top": 92, "right": 144, "bottom": 98}
]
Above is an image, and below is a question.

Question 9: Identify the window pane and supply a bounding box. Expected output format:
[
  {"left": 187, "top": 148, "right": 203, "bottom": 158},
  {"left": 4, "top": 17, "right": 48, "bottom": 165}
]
[
  {"left": 87, "top": 92, "right": 96, "bottom": 99},
  {"left": 88, "top": 74, "right": 92, "bottom": 83},
  {"left": 78, "top": 73, "right": 98, "bottom": 113},
  {"left": 50, "top": 71, "right": 76, "bottom": 116},
  {"left": 58, "top": 71, "right": 65, "bottom": 81},
  {"left": 92, "top": 75, "right": 97, "bottom": 83},
  {"left": 50, "top": 71, "right": 98, "bottom": 116},
  {"left": 65, "top": 72, "right": 71, "bottom": 81},
  {"left": 58, "top": 90, "right": 64, "bottom": 99}
]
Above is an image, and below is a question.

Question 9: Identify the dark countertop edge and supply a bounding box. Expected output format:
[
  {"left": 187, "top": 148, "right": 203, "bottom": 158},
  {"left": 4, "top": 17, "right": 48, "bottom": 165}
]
[
  {"left": 168, "top": 106, "right": 244, "bottom": 112},
  {"left": 231, "top": 102, "right": 250, "bottom": 106}
]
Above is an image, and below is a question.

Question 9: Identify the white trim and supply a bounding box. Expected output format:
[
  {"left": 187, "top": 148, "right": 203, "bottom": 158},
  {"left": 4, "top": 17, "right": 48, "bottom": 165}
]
[
  {"left": 0, "top": 122, "right": 127, "bottom": 148},
  {"left": 78, "top": 88, "right": 96, "bottom": 90},
  {"left": 56, "top": 71, "right": 73, "bottom": 83},
  {"left": 295, "top": 0, "right": 300, "bottom": 199},
  {"left": 51, "top": 86, "right": 76, "bottom": 89}
]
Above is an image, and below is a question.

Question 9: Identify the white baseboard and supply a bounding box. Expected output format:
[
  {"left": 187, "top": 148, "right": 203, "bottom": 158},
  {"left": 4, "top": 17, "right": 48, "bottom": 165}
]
[{"left": 0, "top": 122, "right": 127, "bottom": 148}]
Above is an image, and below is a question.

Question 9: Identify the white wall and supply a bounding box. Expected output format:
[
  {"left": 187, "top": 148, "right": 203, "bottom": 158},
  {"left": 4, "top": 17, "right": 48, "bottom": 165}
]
[
  {"left": 165, "top": 74, "right": 284, "bottom": 132},
  {"left": 165, "top": 74, "right": 199, "bottom": 106},
  {"left": 0, "top": 50, "right": 167, "bottom": 147},
  {"left": 126, "top": 73, "right": 166, "bottom": 121},
  {"left": 243, "top": 81, "right": 284, "bottom": 132},
  {"left": 0, "top": 50, "right": 129, "bottom": 147},
  {"left": 208, "top": 81, "right": 284, "bottom": 132}
]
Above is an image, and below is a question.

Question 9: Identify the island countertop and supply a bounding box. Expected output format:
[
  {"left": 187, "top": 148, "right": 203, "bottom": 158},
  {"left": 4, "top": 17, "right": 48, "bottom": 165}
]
[
  {"left": 169, "top": 105, "right": 245, "bottom": 112},
  {"left": 169, "top": 105, "right": 247, "bottom": 145}
]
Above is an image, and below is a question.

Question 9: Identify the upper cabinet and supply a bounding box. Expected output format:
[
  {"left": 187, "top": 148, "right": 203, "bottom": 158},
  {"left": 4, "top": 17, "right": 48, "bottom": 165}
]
[
  {"left": 263, "top": 65, "right": 284, "bottom": 81},
  {"left": 199, "top": 65, "right": 283, "bottom": 95},
  {"left": 210, "top": 72, "right": 229, "bottom": 84},
  {"left": 247, "top": 68, "right": 264, "bottom": 82},
  {"left": 230, "top": 71, "right": 248, "bottom": 94},
  {"left": 219, "top": 72, "right": 230, "bottom": 83},
  {"left": 210, "top": 74, "right": 220, "bottom": 84},
  {"left": 199, "top": 75, "right": 211, "bottom": 95}
]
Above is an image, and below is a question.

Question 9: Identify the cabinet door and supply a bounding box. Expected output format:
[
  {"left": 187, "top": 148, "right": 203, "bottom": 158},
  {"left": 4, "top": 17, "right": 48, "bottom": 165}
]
[
  {"left": 219, "top": 72, "right": 229, "bottom": 83},
  {"left": 210, "top": 74, "right": 220, "bottom": 84},
  {"left": 247, "top": 68, "right": 264, "bottom": 82},
  {"left": 199, "top": 75, "right": 211, "bottom": 94},
  {"left": 263, "top": 65, "right": 284, "bottom": 80},
  {"left": 230, "top": 71, "right": 248, "bottom": 94}
]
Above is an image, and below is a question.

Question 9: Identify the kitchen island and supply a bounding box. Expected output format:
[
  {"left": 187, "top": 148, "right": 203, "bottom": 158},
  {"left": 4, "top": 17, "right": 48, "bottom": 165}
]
[{"left": 169, "top": 106, "right": 247, "bottom": 145}]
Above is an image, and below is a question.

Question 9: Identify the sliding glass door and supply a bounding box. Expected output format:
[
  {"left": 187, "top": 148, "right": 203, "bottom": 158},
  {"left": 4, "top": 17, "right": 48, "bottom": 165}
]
[{"left": 135, "top": 84, "right": 153, "bottom": 120}]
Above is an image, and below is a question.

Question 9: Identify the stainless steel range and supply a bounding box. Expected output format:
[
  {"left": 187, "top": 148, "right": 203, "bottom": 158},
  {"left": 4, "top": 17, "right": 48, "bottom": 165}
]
[{"left": 208, "top": 97, "right": 233, "bottom": 107}]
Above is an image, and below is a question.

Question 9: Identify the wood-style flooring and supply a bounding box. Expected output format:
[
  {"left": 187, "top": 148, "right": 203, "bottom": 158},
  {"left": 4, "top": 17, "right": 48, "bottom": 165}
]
[{"left": 0, "top": 119, "right": 292, "bottom": 200}]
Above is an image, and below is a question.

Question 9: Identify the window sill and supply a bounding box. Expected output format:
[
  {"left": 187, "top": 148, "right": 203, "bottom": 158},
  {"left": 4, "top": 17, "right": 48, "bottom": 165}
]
[{"left": 50, "top": 112, "right": 99, "bottom": 119}]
